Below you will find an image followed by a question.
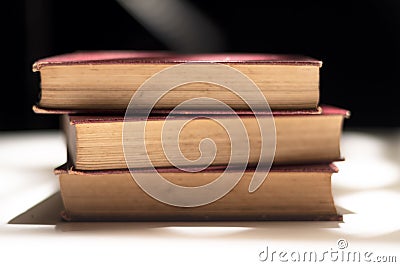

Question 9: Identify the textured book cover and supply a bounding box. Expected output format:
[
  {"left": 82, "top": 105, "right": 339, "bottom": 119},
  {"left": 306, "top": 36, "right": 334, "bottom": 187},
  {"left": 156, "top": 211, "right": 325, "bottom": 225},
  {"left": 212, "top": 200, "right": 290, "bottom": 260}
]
[
  {"left": 33, "top": 50, "right": 322, "bottom": 71},
  {"left": 56, "top": 162, "right": 342, "bottom": 222},
  {"left": 32, "top": 51, "right": 322, "bottom": 111}
]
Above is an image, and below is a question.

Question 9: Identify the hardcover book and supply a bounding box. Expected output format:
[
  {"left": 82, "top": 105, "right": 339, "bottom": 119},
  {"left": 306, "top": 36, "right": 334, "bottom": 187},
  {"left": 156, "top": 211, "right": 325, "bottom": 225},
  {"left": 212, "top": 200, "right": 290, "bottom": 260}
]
[
  {"left": 56, "top": 163, "right": 342, "bottom": 221},
  {"left": 62, "top": 105, "right": 349, "bottom": 170},
  {"left": 33, "top": 51, "right": 322, "bottom": 111}
]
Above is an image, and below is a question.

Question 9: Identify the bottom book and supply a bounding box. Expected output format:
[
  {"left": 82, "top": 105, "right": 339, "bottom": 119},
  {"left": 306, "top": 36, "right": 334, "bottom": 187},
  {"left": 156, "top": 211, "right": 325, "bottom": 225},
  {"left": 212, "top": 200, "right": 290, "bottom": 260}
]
[{"left": 56, "top": 163, "right": 342, "bottom": 221}]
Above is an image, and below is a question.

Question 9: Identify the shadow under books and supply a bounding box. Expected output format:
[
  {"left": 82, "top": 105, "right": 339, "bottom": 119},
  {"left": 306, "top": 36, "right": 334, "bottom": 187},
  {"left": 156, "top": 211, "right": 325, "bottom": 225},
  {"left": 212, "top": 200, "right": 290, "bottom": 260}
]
[
  {"left": 8, "top": 192, "right": 65, "bottom": 225},
  {"left": 8, "top": 192, "right": 357, "bottom": 242}
]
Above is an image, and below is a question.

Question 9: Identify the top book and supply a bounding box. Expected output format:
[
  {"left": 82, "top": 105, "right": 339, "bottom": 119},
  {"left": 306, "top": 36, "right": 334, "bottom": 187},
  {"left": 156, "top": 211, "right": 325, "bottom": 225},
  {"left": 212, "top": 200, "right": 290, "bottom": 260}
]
[{"left": 32, "top": 51, "right": 322, "bottom": 112}]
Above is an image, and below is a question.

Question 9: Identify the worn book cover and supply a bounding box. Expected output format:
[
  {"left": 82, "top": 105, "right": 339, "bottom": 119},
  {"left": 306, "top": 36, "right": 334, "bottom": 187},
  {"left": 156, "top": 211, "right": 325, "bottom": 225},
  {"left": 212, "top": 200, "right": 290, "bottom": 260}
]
[
  {"left": 32, "top": 51, "right": 322, "bottom": 111},
  {"left": 56, "top": 162, "right": 342, "bottom": 222},
  {"left": 62, "top": 105, "right": 349, "bottom": 170}
]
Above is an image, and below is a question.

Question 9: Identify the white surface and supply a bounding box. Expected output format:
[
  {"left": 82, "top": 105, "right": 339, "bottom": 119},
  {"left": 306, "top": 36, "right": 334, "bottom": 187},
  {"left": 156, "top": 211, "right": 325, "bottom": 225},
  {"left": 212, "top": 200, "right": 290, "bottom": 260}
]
[{"left": 0, "top": 129, "right": 399, "bottom": 266}]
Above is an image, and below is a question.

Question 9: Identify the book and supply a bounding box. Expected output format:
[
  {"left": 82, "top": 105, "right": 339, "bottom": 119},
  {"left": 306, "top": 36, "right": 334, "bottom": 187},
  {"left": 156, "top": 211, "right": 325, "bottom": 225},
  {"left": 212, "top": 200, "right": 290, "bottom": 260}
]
[
  {"left": 63, "top": 105, "right": 349, "bottom": 171},
  {"left": 31, "top": 51, "right": 348, "bottom": 222},
  {"left": 32, "top": 51, "right": 322, "bottom": 111},
  {"left": 56, "top": 163, "right": 342, "bottom": 221}
]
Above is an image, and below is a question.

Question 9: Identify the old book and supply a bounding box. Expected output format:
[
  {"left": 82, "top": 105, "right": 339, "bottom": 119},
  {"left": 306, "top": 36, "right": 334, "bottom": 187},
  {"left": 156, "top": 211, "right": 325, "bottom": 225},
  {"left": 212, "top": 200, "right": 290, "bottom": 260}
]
[
  {"left": 63, "top": 106, "right": 349, "bottom": 170},
  {"left": 33, "top": 51, "right": 321, "bottom": 111},
  {"left": 56, "top": 163, "right": 342, "bottom": 221}
]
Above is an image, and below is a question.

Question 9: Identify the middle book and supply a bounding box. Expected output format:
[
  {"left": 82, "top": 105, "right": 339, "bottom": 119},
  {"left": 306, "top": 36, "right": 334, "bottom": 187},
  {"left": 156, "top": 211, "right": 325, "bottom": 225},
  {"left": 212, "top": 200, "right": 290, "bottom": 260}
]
[{"left": 63, "top": 106, "right": 347, "bottom": 171}]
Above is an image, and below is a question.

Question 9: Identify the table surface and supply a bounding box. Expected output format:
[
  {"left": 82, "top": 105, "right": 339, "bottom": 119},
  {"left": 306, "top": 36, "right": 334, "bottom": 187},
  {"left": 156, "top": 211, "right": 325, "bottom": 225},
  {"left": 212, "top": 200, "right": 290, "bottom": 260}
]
[{"left": 0, "top": 129, "right": 399, "bottom": 266}]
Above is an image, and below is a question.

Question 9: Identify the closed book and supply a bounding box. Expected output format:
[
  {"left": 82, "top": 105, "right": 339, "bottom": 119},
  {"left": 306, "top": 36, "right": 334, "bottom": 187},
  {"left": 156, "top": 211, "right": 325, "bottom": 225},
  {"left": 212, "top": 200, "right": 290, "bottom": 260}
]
[
  {"left": 62, "top": 105, "right": 349, "bottom": 171},
  {"left": 33, "top": 51, "right": 322, "bottom": 111},
  {"left": 56, "top": 163, "right": 342, "bottom": 221}
]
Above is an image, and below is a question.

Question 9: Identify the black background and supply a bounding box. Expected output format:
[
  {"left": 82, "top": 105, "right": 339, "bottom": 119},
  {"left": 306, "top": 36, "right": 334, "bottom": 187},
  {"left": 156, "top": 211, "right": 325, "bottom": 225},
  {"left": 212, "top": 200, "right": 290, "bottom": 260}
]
[{"left": 2, "top": 0, "right": 400, "bottom": 130}]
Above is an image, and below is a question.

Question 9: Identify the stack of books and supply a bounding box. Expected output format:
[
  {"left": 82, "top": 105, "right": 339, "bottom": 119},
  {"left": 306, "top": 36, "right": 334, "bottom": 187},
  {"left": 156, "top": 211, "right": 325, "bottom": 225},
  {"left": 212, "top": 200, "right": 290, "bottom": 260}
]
[{"left": 32, "top": 51, "right": 349, "bottom": 221}]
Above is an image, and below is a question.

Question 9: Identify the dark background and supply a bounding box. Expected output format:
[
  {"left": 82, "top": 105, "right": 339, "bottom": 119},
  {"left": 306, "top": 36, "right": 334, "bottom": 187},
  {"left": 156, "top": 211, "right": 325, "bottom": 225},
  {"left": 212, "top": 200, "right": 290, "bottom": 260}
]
[{"left": 2, "top": 0, "right": 400, "bottom": 130}]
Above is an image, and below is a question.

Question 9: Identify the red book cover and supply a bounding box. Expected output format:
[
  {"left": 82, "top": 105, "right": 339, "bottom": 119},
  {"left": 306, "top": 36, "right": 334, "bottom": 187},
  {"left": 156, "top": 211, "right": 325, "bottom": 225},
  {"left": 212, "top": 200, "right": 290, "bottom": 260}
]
[
  {"left": 33, "top": 50, "right": 322, "bottom": 71},
  {"left": 55, "top": 161, "right": 339, "bottom": 176},
  {"left": 64, "top": 105, "right": 349, "bottom": 125}
]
